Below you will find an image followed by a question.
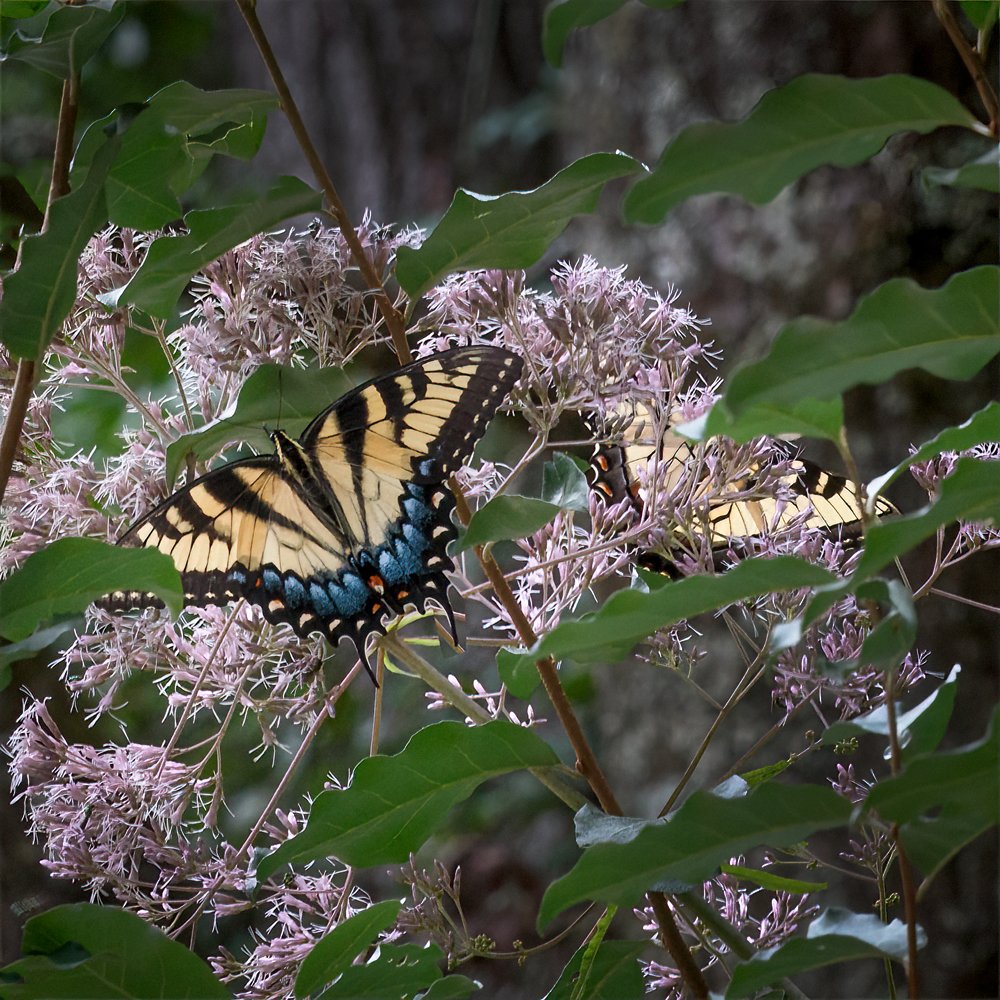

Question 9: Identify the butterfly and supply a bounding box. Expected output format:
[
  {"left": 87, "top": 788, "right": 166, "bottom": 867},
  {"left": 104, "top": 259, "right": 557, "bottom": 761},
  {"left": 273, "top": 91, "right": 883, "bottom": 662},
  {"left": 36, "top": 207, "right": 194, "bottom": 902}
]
[
  {"left": 588, "top": 401, "right": 895, "bottom": 575},
  {"left": 102, "top": 347, "right": 523, "bottom": 678}
]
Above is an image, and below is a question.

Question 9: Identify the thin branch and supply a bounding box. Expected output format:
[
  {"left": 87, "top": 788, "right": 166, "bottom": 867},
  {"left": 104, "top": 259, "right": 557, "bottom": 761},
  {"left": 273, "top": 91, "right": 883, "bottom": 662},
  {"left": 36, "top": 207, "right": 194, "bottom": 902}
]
[
  {"left": 233, "top": 0, "right": 412, "bottom": 364},
  {"left": 932, "top": 0, "right": 999, "bottom": 134}
]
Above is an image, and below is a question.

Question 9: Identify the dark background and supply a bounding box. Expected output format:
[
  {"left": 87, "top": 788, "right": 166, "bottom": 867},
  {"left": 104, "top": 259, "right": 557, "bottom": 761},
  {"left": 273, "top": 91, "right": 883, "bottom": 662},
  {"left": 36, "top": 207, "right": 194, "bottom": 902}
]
[{"left": 2, "top": 2, "right": 997, "bottom": 997}]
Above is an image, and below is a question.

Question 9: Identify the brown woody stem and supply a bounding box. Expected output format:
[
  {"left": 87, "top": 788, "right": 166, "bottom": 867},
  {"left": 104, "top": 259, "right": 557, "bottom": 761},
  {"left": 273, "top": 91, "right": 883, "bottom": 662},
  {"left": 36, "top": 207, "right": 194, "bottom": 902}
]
[{"left": 233, "top": 0, "right": 412, "bottom": 364}]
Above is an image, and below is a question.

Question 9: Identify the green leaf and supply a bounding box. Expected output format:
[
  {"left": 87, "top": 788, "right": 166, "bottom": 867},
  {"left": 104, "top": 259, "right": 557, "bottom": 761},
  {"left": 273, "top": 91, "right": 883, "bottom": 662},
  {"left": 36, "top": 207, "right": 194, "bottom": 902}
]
[
  {"left": 0, "top": 136, "right": 118, "bottom": 361},
  {"left": 319, "top": 942, "right": 444, "bottom": 1000},
  {"left": 542, "top": 451, "right": 592, "bottom": 512},
  {"left": 457, "top": 495, "right": 561, "bottom": 552},
  {"left": 395, "top": 152, "right": 641, "bottom": 301},
  {"left": 538, "top": 782, "right": 850, "bottom": 928},
  {"left": 0, "top": 539, "right": 183, "bottom": 643},
  {"left": 574, "top": 803, "right": 661, "bottom": 849},
  {"left": 0, "top": 1, "right": 123, "bottom": 79},
  {"left": 869, "top": 400, "right": 1000, "bottom": 498},
  {"left": 726, "top": 908, "right": 923, "bottom": 999},
  {"left": 0, "top": 622, "right": 76, "bottom": 672},
  {"left": 542, "top": 0, "right": 626, "bottom": 67},
  {"left": 864, "top": 707, "right": 999, "bottom": 826},
  {"left": 677, "top": 397, "right": 845, "bottom": 445},
  {"left": 866, "top": 707, "right": 999, "bottom": 881},
  {"left": 108, "top": 175, "right": 321, "bottom": 317},
  {"left": 960, "top": 0, "right": 999, "bottom": 30},
  {"left": 739, "top": 759, "right": 792, "bottom": 788},
  {"left": 497, "top": 646, "right": 542, "bottom": 700},
  {"left": 70, "top": 84, "right": 277, "bottom": 230},
  {"left": 720, "top": 864, "right": 827, "bottom": 894},
  {"left": 257, "top": 720, "right": 560, "bottom": 877},
  {"left": 849, "top": 579, "right": 917, "bottom": 671},
  {"left": 624, "top": 74, "right": 977, "bottom": 222},
  {"left": 418, "top": 975, "right": 479, "bottom": 999},
  {"left": 163, "top": 363, "right": 355, "bottom": 487},
  {"left": 295, "top": 900, "right": 401, "bottom": 999},
  {"left": 0, "top": 903, "right": 228, "bottom": 999},
  {"left": 823, "top": 665, "right": 961, "bottom": 762},
  {"left": 850, "top": 457, "right": 1000, "bottom": 581},
  {"left": 505, "top": 557, "right": 834, "bottom": 675},
  {"left": 705, "top": 267, "right": 1000, "bottom": 438},
  {"left": 543, "top": 939, "right": 647, "bottom": 999},
  {"left": 0, "top": 1, "right": 50, "bottom": 18},
  {"left": 924, "top": 145, "right": 1000, "bottom": 193}
]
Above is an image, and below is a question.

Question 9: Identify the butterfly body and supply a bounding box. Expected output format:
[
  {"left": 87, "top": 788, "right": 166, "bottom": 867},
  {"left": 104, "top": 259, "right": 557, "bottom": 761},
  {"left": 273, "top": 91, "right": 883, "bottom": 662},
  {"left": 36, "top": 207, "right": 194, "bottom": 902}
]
[{"left": 103, "top": 348, "right": 522, "bottom": 676}]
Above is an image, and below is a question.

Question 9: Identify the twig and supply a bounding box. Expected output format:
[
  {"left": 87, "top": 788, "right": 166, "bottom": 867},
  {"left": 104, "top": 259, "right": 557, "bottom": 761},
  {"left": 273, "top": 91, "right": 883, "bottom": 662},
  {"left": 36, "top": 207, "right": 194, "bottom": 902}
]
[
  {"left": 932, "top": 0, "right": 999, "bottom": 134},
  {"left": 233, "top": 0, "right": 412, "bottom": 364}
]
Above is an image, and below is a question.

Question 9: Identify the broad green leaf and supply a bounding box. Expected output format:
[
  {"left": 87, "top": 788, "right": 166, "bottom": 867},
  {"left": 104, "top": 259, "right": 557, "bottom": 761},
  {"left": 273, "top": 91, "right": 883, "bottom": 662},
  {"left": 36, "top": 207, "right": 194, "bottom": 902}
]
[
  {"left": 0, "top": 136, "right": 118, "bottom": 361},
  {"left": 320, "top": 942, "right": 444, "bottom": 1000},
  {"left": 109, "top": 175, "right": 321, "bottom": 317},
  {"left": 0, "top": 622, "right": 76, "bottom": 672},
  {"left": 625, "top": 74, "right": 978, "bottom": 222},
  {"left": 705, "top": 267, "right": 1000, "bottom": 437},
  {"left": 70, "top": 83, "right": 277, "bottom": 229},
  {"left": 720, "top": 864, "right": 827, "bottom": 894},
  {"left": 395, "top": 152, "right": 641, "bottom": 301},
  {"left": 457, "top": 495, "right": 561, "bottom": 552},
  {"left": 257, "top": 720, "right": 560, "bottom": 876},
  {"left": 849, "top": 458, "right": 1000, "bottom": 581},
  {"left": 163, "top": 363, "right": 355, "bottom": 487},
  {"left": 574, "top": 803, "right": 661, "bottom": 848},
  {"left": 677, "top": 397, "right": 845, "bottom": 445},
  {"left": 0, "top": 1, "right": 123, "bottom": 78},
  {"left": 924, "top": 145, "right": 1000, "bottom": 193},
  {"left": 865, "top": 707, "right": 998, "bottom": 881},
  {"left": 863, "top": 707, "right": 999, "bottom": 826},
  {"left": 868, "top": 400, "right": 1000, "bottom": 498},
  {"left": 497, "top": 646, "right": 542, "bottom": 700},
  {"left": 900, "top": 811, "right": 996, "bottom": 886},
  {"left": 726, "top": 908, "right": 923, "bottom": 999},
  {"left": 850, "top": 579, "right": 917, "bottom": 670},
  {"left": 543, "top": 939, "right": 647, "bottom": 999},
  {"left": 543, "top": 451, "right": 592, "bottom": 512},
  {"left": 418, "top": 975, "right": 478, "bottom": 999},
  {"left": 538, "top": 782, "right": 850, "bottom": 928},
  {"left": 960, "top": 0, "right": 999, "bottom": 30},
  {"left": 0, "top": 1, "right": 50, "bottom": 18},
  {"left": 295, "top": 900, "right": 401, "bottom": 999},
  {"left": 823, "top": 665, "right": 961, "bottom": 762},
  {"left": 505, "top": 557, "right": 834, "bottom": 675},
  {"left": 0, "top": 903, "right": 228, "bottom": 999},
  {"left": 543, "top": 0, "right": 626, "bottom": 67},
  {"left": 0, "top": 539, "right": 182, "bottom": 643}
]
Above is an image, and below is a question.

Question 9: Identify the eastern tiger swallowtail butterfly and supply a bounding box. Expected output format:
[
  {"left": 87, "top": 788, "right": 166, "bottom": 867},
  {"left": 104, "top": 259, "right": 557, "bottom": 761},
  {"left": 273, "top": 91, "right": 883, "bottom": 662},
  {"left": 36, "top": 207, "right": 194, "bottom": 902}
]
[
  {"left": 588, "top": 401, "right": 895, "bottom": 575},
  {"left": 102, "top": 347, "right": 523, "bottom": 679}
]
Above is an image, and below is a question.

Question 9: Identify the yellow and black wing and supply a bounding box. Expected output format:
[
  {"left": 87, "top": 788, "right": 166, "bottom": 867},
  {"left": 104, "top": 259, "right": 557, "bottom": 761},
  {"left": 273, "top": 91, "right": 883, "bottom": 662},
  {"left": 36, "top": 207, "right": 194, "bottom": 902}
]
[
  {"left": 589, "top": 400, "right": 895, "bottom": 571},
  {"left": 103, "top": 347, "right": 523, "bottom": 673}
]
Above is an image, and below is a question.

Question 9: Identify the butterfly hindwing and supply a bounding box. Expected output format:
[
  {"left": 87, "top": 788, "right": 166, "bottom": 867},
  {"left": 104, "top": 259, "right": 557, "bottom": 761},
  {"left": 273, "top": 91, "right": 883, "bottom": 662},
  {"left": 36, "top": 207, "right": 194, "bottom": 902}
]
[
  {"left": 588, "top": 401, "right": 895, "bottom": 572},
  {"left": 102, "top": 347, "right": 523, "bottom": 675}
]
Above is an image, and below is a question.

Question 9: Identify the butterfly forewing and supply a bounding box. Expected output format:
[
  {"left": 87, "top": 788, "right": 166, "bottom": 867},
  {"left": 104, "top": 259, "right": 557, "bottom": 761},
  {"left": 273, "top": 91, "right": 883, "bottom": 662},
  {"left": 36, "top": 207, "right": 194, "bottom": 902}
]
[{"left": 103, "top": 347, "right": 524, "bottom": 677}]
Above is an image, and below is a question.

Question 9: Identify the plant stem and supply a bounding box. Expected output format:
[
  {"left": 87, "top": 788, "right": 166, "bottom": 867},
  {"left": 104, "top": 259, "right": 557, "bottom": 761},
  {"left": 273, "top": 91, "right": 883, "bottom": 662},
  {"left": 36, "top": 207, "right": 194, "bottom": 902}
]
[
  {"left": 233, "top": 0, "right": 412, "bottom": 364},
  {"left": 883, "top": 668, "right": 922, "bottom": 999},
  {"left": 932, "top": 0, "right": 1000, "bottom": 134}
]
